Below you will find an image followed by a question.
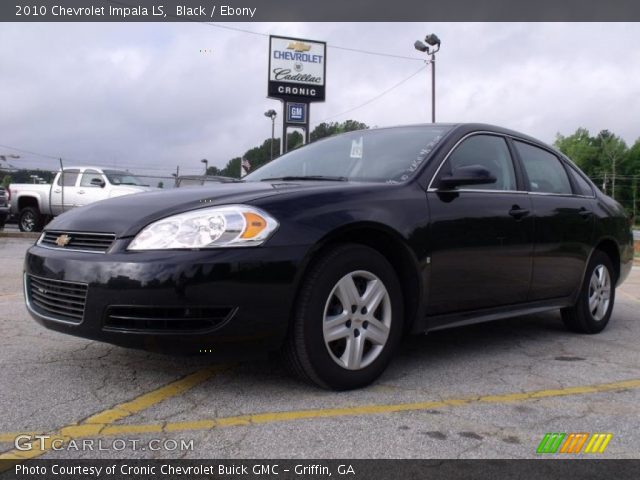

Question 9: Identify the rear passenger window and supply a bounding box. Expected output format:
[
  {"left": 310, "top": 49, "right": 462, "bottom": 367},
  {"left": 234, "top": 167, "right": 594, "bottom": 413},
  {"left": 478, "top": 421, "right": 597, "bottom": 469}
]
[
  {"left": 568, "top": 167, "right": 594, "bottom": 197},
  {"left": 514, "top": 141, "right": 572, "bottom": 195},
  {"left": 56, "top": 170, "right": 80, "bottom": 187}
]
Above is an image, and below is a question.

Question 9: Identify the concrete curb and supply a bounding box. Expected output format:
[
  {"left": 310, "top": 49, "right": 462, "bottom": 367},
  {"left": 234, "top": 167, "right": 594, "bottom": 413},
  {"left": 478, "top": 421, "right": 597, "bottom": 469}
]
[{"left": 0, "top": 231, "right": 39, "bottom": 239}]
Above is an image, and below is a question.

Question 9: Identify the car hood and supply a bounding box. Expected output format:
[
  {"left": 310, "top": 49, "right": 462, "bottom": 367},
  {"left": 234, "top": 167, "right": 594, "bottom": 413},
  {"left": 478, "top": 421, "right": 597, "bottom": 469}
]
[
  {"left": 45, "top": 181, "right": 356, "bottom": 237},
  {"left": 108, "top": 186, "right": 156, "bottom": 197}
]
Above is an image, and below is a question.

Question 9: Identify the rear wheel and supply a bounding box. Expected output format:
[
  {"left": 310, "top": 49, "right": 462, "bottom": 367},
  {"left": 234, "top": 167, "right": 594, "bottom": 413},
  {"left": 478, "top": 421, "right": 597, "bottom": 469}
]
[
  {"left": 19, "top": 207, "right": 44, "bottom": 232},
  {"left": 561, "top": 250, "right": 615, "bottom": 334},
  {"left": 283, "top": 244, "right": 404, "bottom": 390}
]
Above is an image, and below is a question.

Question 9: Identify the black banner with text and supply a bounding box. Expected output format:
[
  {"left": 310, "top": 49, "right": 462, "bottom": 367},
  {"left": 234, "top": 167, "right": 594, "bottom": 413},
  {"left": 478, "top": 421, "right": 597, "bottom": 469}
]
[{"left": 3, "top": 0, "right": 640, "bottom": 22}]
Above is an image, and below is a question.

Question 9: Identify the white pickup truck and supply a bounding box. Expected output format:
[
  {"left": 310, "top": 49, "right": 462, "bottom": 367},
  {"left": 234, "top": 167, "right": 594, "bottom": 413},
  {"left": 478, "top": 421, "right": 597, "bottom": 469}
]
[{"left": 9, "top": 167, "right": 153, "bottom": 232}]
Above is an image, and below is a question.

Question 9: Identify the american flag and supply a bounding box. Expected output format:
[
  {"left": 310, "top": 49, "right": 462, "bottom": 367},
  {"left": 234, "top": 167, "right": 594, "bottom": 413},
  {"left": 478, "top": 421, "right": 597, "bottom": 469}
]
[{"left": 240, "top": 157, "right": 251, "bottom": 177}]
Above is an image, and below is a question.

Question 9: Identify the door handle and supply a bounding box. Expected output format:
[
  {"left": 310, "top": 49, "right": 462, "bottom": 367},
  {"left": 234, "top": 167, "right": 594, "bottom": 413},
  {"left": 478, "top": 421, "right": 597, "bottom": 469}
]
[
  {"left": 579, "top": 207, "right": 592, "bottom": 218},
  {"left": 54, "top": 189, "right": 61, "bottom": 193},
  {"left": 78, "top": 190, "right": 85, "bottom": 194},
  {"left": 509, "top": 206, "right": 530, "bottom": 220}
]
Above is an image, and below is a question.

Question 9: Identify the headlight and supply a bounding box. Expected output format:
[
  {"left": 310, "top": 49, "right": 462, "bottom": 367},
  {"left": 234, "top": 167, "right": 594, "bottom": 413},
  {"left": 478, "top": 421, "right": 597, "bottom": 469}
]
[{"left": 128, "top": 205, "right": 279, "bottom": 250}]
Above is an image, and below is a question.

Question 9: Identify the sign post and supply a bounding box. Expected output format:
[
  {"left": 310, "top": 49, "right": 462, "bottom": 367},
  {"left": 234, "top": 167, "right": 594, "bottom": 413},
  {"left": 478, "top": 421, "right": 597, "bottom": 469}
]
[{"left": 268, "top": 35, "right": 326, "bottom": 154}]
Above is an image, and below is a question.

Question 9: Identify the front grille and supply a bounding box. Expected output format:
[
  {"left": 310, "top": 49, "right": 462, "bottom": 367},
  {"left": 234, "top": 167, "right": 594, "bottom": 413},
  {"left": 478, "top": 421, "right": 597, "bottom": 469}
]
[
  {"left": 104, "top": 306, "right": 235, "bottom": 333},
  {"left": 40, "top": 231, "right": 116, "bottom": 253},
  {"left": 27, "top": 275, "right": 88, "bottom": 323}
]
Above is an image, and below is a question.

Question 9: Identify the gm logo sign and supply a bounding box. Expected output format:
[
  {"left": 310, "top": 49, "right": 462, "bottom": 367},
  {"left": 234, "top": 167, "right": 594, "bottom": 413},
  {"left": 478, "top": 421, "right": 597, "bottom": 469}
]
[{"left": 286, "top": 102, "right": 307, "bottom": 124}]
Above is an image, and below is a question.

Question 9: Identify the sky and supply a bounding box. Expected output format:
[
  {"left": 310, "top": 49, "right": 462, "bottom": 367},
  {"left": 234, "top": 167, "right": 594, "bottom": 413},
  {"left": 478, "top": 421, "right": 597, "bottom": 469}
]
[{"left": 0, "top": 22, "right": 639, "bottom": 177}]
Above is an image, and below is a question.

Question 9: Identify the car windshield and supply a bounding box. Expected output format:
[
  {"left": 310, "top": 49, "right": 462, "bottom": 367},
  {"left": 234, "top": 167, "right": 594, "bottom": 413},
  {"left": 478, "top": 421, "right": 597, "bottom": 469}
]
[
  {"left": 244, "top": 125, "right": 451, "bottom": 183},
  {"left": 103, "top": 170, "right": 148, "bottom": 186}
]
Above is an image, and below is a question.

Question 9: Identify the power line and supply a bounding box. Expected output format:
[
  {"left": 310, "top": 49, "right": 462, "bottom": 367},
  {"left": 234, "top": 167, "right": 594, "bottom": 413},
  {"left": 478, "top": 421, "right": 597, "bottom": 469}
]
[
  {"left": 316, "top": 64, "right": 428, "bottom": 123},
  {"left": 106, "top": 1, "right": 422, "bottom": 62},
  {"left": 0, "top": 143, "right": 61, "bottom": 160},
  {"left": 200, "top": 23, "right": 423, "bottom": 61},
  {"left": 328, "top": 44, "right": 422, "bottom": 61}
]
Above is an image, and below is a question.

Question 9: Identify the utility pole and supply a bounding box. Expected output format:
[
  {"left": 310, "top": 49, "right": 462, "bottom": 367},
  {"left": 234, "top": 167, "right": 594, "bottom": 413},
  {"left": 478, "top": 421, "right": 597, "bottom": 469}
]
[
  {"left": 611, "top": 158, "right": 617, "bottom": 200},
  {"left": 602, "top": 172, "right": 607, "bottom": 195},
  {"left": 633, "top": 178, "right": 637, "bottom": 222}
]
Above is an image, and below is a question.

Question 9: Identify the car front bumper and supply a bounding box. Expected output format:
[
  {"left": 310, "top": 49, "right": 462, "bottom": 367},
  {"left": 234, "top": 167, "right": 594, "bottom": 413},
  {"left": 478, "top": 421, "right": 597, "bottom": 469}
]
[{"left": 24, "top": 243, "right": 308, "bottom": 356}]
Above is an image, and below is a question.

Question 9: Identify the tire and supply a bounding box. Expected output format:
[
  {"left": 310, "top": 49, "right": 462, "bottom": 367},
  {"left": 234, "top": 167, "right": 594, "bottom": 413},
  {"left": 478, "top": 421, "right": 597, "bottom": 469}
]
[
  {"left": 283, "top": 244, "right": 404, "bottom": 390},
  {"left": 19, "top": 207, "right": 44, "bottom": 232},
  {"left": 561, "top": 250, "right": 616, "bottom": 334}
]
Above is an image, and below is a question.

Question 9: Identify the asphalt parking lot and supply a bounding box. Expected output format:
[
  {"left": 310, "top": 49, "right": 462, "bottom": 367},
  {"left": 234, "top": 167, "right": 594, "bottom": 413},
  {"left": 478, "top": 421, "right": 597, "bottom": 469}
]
[{"left": 1, "top": 235, "right": 639, "bottom": 460}]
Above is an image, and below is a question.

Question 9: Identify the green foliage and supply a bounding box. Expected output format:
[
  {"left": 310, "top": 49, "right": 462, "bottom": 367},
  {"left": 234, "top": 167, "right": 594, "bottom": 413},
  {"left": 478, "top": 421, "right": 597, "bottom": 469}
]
[
  {"left": 310, "top": 120, "right": 369, "bottom": 142},
  {"left": 555, "top": 128, "right": 639, "bottom": 218},
  {"left": 157, "top": 181, "right": 164, "bottom": 188},
  {"left": 212, "top": 120, "right": 369, "bottom": 178},
  {"left": 0, "top": 169, "right": 54, "bottom": 184},
  {"left": 287, "top": 131, "right": 303, "bottom": 151},
  {"left": 1, "top": 175, "right": 11, "bottom": 188},
  {"left": 205, "top": 165, "right": 224, "bottom": 176}
]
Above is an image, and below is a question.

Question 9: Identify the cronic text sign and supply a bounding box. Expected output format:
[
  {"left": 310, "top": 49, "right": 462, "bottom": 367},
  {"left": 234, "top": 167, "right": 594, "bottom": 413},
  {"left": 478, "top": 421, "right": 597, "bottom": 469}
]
[{"left": 268, "top": 35, "right": 326, "bottom": 102}]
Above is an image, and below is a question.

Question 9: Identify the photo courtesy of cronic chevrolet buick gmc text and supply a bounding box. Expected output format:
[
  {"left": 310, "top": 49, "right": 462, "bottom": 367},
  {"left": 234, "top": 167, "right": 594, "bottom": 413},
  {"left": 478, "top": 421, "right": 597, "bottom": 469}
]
[{"left": 23, "top": 124, "right": 633, "bottom": 390}]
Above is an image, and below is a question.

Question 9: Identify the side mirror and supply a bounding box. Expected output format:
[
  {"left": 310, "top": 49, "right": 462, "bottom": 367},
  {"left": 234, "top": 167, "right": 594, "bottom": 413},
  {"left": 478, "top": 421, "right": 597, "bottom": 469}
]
[
  {"left": 90, "top": 178, "right": 106, "bottom": 188},
  {"left": 438, "top": 165, "right": 497, "bottom": 189}
]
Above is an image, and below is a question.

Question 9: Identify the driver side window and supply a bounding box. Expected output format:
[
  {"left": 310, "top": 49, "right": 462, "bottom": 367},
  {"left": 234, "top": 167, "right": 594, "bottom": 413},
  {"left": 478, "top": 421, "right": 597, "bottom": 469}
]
[{"left": 439, "top": 135, "right": 517, "bottom": 191}]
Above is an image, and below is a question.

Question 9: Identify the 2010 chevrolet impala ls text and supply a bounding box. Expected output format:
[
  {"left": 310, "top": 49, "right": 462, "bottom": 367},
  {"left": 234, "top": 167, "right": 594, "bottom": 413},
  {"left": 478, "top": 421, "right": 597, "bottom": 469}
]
[{"left": 23, "top": 124, "right": 633, "bottom": 390}]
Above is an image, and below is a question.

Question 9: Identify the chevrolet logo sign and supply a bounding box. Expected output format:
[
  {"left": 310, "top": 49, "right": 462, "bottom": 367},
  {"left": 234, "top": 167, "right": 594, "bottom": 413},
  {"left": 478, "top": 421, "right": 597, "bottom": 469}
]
[
  {"left": 55, "top": 234, "right": 72, "bottom": 247},
  {"left": 287, "top": 41, "right": 311, "bottom": 52}
]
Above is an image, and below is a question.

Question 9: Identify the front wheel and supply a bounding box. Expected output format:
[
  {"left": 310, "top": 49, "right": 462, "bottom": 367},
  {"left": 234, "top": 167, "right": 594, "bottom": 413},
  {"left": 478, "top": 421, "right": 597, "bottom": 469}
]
[
  {"left": 18, "top": 207, "right": 44, "bottom": 232},
  {"left": 283, "top": 244, "right": 404, "bottom": 390},
  {"left": 562, "top": 250, "right": 616, "bottom": 334}
]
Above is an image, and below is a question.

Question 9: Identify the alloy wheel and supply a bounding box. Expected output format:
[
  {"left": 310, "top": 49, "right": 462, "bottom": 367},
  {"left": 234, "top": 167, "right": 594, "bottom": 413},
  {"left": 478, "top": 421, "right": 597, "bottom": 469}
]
[
  {"left": 322, "top": 270, "right": 392, "bottom": 370},
  {"left": 21, "top": 212, "right": 35, "bottom": 231},
  {"left": 588, "top": 264, "right": 611, "bottom": 321}
]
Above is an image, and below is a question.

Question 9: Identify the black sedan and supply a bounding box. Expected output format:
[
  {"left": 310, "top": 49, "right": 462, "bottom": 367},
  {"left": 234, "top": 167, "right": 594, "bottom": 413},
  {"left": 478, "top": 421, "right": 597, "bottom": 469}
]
[{"left": 23, "top": 124, "right": 633, "bottom": 390}]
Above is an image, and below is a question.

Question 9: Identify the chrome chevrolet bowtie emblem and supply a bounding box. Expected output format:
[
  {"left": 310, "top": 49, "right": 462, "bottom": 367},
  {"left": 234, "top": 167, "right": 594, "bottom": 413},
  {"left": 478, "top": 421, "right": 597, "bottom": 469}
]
[
  {"left": 287, "top": 41, "right": 311, "bottom": 52},
  {"left": 55, "top": 234, "right": 71, "bottom": 247}
]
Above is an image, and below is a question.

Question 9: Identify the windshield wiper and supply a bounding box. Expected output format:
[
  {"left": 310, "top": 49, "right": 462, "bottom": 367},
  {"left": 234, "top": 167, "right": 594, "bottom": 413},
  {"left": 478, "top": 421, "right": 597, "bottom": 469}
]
[{"left": 260, "top": 175, "right": 348, "bottom": 182}]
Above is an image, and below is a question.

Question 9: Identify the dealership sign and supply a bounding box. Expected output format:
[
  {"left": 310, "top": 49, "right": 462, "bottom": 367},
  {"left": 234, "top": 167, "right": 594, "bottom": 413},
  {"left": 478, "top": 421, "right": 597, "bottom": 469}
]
[{"left": 268, "top": 35, "right": 326, "bottom": 102}]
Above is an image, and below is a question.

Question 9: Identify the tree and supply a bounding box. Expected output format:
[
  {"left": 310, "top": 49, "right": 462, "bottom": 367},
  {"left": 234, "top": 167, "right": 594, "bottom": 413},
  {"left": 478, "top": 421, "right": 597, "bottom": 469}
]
[
  {"left": 595, "top": 130, "right": 627, "bottom": 199},
  {"left": 554, "top": 128, "right": 599, "bottom": 176},
  {"left": 555, "top": 128, "right": 635, "bottom": 214},
  {"left": 623, "top": 138, "right": 640, "bottom": 221},
  {"left": 216, "top": 119, "right": 369, "bottom": 178},
  {"left": 1, "top": 175, "right": 11, "bottom": 188},
  {"left": 157, "top": 181, "right": 164, "bottom": 188},
  {"left": 310, "top": 120, "right": 369, "bottom": 142},
  {"left": 205, "top": 165, "right": 223, "bottom": 176},
  {"left": 0, "top": 169, "right": 54, "bottom": 184},
  {"left": 220, "top": 158, "right": 242, "bottom": 178},
  {"left": 287, "top": 131, "right": 303, "bottom": 151}
]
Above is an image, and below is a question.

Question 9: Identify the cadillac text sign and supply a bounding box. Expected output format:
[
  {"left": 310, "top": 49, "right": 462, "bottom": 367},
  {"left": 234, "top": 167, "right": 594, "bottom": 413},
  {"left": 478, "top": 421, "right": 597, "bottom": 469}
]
[{"left": 268, "top": 35, "right": 326, "bottom": 102}]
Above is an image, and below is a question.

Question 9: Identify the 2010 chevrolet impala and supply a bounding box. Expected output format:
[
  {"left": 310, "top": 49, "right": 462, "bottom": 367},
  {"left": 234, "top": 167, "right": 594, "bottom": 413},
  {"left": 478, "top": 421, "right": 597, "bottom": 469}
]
[{"left": 23, "top": 124, "right": 633, "bottom": 390}]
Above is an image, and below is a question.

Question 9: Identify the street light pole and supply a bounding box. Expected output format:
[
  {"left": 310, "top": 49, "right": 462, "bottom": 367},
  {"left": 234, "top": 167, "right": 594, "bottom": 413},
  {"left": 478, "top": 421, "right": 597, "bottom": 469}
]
[
  {"left": 431, "top": 52, "right": 436, "bottom": 123},
  {"left": 264, "top": 109, "right": 277, "bottom": 161},
  {"left": 200, "top": 159, "right": 208, "bottom": 175},
  {"left": 414, "top": 33, "right": 441, "bottom": 123}
]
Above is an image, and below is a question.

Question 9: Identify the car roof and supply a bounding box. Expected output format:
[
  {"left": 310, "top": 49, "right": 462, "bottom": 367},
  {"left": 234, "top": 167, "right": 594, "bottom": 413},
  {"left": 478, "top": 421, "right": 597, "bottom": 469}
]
[{"left": 356, "top": 123, "right": 557, "bottom": 153}]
